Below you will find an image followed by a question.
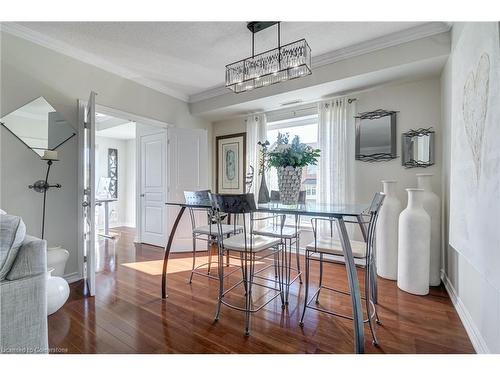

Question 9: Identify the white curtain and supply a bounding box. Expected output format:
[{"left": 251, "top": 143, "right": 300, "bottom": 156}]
[
  {"left": 245, "top": 114, "right": 267, "bottom": 197},
  {"left": 317, "top": 98, "right": 356, "bottom": 234}
]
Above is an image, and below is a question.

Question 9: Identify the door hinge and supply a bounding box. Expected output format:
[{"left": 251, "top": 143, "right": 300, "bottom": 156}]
[
  {"left": 84, "top": 255, "right": 88, "bottom": 262},
  {"left": 167, "top": 139, "right": 170, "bottom": 145}
]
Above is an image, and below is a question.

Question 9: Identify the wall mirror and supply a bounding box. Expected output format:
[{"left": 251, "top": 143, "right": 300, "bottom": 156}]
[
  {"left": 402, "top": 128, "right": 435, "bottom": 168},
  {"left": 0, "top": 96, "right": 76, "bottom": 157},
  {"left": 355, "top": 109, "right": 397, "bottom": 162}
]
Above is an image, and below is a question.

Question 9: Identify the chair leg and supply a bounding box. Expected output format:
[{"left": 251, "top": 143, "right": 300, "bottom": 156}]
[
  {"left": 371, "top": 258, "right": 382, "bottom": 325},
  {"left": 365, "top": 261, "right": 379, "bottom": 346},
  {"left": 244, "top": 251, "right": 252, "bottom": 336},
  {"left": 207, "top": 238, "right": 212, "bottom": 275},
  {"left": 214, "top": 248, "right": 224, "bottom": 322},
  {"left": 189, "top": 236, "right": 196, "bottom": 284},
  {"left": 371, "top": 260, "right": 379, "bottom": 305},
  {"left": 276, "top": 245, "right": 285, "bottom": 309},
  {"left": 240, "top": 252, "right": 247, "bottom": 295},
  {"left": 295, "top": 236, "right": 303, "bottom": 284},
  {"left": 299, "top": 251, "right": 310, "bottom": 327},
  {"left": 316, "top": 253, "right": 324, "bottom": 303}
]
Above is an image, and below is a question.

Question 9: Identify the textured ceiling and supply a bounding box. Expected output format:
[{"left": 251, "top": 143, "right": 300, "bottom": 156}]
[{"left": 17, "top": 22, "right": 427, "bottom": 99}]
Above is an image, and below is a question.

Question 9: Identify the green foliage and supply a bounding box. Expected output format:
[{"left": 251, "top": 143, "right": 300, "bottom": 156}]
[{"left": 266, "top": 133, "right": 320, "bottom": 169}]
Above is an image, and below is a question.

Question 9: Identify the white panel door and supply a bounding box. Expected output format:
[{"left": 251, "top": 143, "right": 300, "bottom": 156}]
[
  {"left": 167, "top": 127, "right": 208, "bottom": 251},
  {"left": 140, "top": 132, "right": 167, "bottom": 247}
]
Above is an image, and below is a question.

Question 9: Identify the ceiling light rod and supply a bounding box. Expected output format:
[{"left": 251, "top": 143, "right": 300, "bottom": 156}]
[{"left": 247, "top": 21, "right": 280, "bottom": 58}]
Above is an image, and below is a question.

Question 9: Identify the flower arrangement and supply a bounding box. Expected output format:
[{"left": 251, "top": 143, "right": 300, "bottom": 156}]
[
  {"left": 258, "top": 133, "right": 320, "bottom": 205},
  {"left": 266, "top": 133, "right": 320, "bottom": 169}
]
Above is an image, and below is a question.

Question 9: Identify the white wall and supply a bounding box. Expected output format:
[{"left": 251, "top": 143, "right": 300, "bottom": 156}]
[
  {"left": 354, "top": 78, "right": 442, "bottom": 206},
  {"left": 212, "top": 77, "right": 442, "bottom": 206},
  {"left": 211, "top": 77, "right": 442, "bottom": 247},
  {"left": 441, "top": 22, "right": 500, "bottom": 354},
  {"left": 95, "top": 136, "right": 134, "bottom": 229},
  {"left": 0, "top": 31, "right": 212, "bottom": 282},
  {"left": 125, "top": 138, "right": 136, "bottom": 227}
]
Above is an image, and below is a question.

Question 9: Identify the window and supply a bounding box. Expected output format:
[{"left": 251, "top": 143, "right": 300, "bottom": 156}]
[
  {"left": 266, "top": 113, "right": 318, "bottom": 203},
  {"left": 266, "top": 111, "right": 318, "bottom": 227}
]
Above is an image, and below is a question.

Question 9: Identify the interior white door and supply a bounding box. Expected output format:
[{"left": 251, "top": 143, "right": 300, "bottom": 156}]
[
  {"left": 140, "top": 131, "right": 167, "bottom": 247},
  {"left": 166, "top": 127, "right": 208, "bottom": 251},
  {"left": 79, "top": 92, "right": 96, "bottom": 296}
]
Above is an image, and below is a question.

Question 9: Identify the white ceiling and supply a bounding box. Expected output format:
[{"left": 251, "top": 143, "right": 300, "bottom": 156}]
[
  {"left": 16, "top": 22, "right": 427, "bottom": 100},
  {"left": 96, "top": 112, "right": 136, "bottom": 139}
]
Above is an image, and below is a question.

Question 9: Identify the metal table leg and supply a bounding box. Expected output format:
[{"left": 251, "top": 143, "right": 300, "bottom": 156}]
[
  {"left": 162, "top": 206, "right": 186, "bottom": 299},
  {"left": 337, "top": 217, "right": 365, "bottom": 354}
]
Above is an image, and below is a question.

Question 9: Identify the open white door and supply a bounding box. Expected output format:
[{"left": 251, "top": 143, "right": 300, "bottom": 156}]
[
  {"left": 78, "top": 92, "right": 96, "bottom": 296},
  {"left": 166, "top": 127, "right": 208, "bottom": 251},
  {"left": 140, "top": 130, "right": 167, "bottom": 247}
]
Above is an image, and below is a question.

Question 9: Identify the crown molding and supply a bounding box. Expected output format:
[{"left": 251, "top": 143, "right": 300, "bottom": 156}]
[
  {"left": 188, "top": 22, "right": 451, "bottom": 103},
  {"left": 0, "top": 22, "right": 190, "bottom": 102}
]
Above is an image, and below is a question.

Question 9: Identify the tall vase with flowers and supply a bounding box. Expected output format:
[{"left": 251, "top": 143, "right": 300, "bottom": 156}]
[{"left": 266, "top": 133, "right": 320, "bottom": 205}]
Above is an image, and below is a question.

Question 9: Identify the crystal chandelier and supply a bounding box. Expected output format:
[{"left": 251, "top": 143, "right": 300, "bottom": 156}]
[{"left": 225, "top": 22, "right": 312, "bottom": 94}]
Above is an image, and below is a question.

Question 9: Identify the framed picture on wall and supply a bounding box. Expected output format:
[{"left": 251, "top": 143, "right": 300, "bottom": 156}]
[{"left": 216, "top": 133, "right": 246, "bottom": 194}]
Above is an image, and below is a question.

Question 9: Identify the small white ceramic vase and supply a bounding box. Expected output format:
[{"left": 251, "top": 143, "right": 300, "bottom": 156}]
[
  {"left": 46, "top": 268, "right": 70, "bottom": 315},
  {"left": 376, "top": 180, "right": 402, "bottom": 280},
  {"left": 397, "top": 189, "right": 431, "bottom": 295},
  {"left": 47, "top": 246, "right": 69, "bottom": 277},
  {"left": 416, "top": 173, "right": 441, "bottom": 286}
]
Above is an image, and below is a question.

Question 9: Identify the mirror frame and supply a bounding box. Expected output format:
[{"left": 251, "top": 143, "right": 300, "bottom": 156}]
[
  {"left": 401, "top": 127, "right": 435, "bottom": 168},
  {"left": 355, "top": 109, "right": 398, "bottom": 162},
  {"left": 0, "top": 97, "right": 76, "bottom": 158}
]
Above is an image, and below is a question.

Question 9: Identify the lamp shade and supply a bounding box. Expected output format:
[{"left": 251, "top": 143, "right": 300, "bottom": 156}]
[{"left": 42, "top": 150, "right": 59, "bottom": 161}]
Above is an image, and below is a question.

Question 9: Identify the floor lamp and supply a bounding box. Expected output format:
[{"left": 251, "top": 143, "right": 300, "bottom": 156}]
[{"left": 29, "top": 150, "right": 61, "bottom": 239}]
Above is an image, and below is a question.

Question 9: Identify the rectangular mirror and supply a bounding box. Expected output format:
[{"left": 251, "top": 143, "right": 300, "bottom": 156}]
[
  {"left": 355, "top": 109, "right": 397, "bottom": 161},
  {"left": 0, "top": 96, "right": 76, "bottom": 157},
  {"left": 402, "top": 128, "right": 435, "bottom": 168}
]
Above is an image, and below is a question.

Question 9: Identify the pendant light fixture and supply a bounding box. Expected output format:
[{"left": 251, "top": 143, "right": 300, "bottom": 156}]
[{"left": 225, "top": 22, "right": 312, "bottom": 93}]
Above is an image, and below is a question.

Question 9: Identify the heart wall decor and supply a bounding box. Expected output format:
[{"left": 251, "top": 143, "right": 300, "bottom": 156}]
[{"left": 462, "top": 52, "right": 490, "bottom": 185}]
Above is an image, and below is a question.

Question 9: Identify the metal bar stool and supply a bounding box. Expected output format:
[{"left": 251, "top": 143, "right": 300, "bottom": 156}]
[
  {"left": 184, "top": 190, "right": 243, "bottom": 283},
  {"left": 253, "top": 190, "right": 305, "bottom": 304},
  {"left": 210, "top": 193, "right": 284, "bottom": 336},
  {"left": 299, "top": 193, "right": 385, "bottom": 346}
]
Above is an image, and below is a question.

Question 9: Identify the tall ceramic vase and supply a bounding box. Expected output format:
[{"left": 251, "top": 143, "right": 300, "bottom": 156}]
[
  {"left": 258, "top": 173, "right": 270, "bottom": 203},
  {"left": 376, "top": 180, "right": 402, "bottom": 280},
  {"left": 416, "top": 173, "right": 441, "bottom": 286},
  {"left": 277, "top": 166, "right": 302, "bottom": 205},
  {"left": 397, "top": 189, "right": 431, "bottom": 295}
]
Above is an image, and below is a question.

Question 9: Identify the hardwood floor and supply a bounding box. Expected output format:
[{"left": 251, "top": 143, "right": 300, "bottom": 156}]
[{"left": 48, "top": 227, "right": 474, "bottom": 354}]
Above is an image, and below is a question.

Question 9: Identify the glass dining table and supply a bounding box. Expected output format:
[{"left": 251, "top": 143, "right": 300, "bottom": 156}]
[{"left": 162, "top": 200, "right": 372, "bottom": 354}]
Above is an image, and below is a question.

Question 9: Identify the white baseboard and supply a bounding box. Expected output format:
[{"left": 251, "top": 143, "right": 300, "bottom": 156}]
[
  {"left": 64, "top": 271, "right": 83, "bottom": 284},
  {"left": 441, "top": 270, "right": 489, "bottom": 354}
]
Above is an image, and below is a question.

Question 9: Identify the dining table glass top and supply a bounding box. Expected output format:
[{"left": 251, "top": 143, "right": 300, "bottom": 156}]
[{"left": 165, "top": 200, "right": 369, "bottom": 218}]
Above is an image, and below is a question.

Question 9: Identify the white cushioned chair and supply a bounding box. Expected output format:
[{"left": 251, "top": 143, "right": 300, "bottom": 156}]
[
  {"left": 184, "top": 190, "right": 242, "bottom": 283},
  {"left": 210, "top": 193, "right": 284, "bottom": 336}
]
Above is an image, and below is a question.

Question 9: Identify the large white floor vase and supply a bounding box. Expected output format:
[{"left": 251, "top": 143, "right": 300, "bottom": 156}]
[
  {"left": 416, "top": 173, "right": 441, "bottom": 286},
  {"left": 46, "top": 268, "right": 70, "bottom": 315},
  {"left": 375, "top": 180, "right": 402, "bottom": 280},
  {"left": 47, "top": 246, "right": 69, "bottom": 277},
  {"left": 397, "top": 188, "right": 431, "bottom": 295}
]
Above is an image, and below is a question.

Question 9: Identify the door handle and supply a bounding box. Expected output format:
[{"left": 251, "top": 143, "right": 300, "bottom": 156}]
[
  {"left": 82, "top": 201, "right": 90, "bottom": 207},
  {"left": 140, "top": 194, "right": 145, "bottom": 197}
]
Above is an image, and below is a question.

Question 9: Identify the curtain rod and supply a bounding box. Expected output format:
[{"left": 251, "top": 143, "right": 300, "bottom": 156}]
[
  {"left": 265, "top": 97, "right": 357, "bottom": 118},
  {"left": 238, "top": 96, "right": 358, "bottom": 123}
]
